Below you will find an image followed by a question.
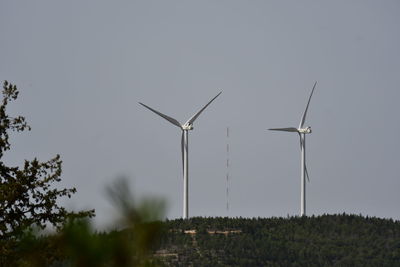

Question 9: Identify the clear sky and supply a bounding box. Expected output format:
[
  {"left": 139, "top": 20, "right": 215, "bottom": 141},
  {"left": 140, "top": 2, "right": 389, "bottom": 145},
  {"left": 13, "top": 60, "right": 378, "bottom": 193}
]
[{"left": 1, "top": 1, "right": 399, "bottom": 228}]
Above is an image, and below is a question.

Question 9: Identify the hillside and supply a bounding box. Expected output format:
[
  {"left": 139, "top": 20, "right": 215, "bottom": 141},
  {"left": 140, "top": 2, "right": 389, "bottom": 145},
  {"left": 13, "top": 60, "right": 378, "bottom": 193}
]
[
  {"left": 3, "top": 214, "right": 400, "bottom": 266},
  {"left": 155, "top": 214, "right": 400, "bottom": 266}
]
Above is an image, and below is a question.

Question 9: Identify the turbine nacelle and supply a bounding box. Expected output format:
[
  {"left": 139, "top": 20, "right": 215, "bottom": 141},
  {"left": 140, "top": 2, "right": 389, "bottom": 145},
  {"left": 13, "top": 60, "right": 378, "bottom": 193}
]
[
  {"left": 182, "top": 123, "right": 194, "bottom": 130},
  {"left": 298, "top": 126, "right": 312, "bottom": 134}
]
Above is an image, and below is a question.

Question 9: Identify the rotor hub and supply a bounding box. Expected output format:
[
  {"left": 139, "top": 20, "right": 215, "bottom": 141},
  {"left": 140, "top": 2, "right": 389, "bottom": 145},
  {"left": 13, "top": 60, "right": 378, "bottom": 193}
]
[
  {"left": 182, "top": 124, "right": 193, "bottom": 130},
  {"left": 298, "top": 127, "right": 312, "bottom": 134}
]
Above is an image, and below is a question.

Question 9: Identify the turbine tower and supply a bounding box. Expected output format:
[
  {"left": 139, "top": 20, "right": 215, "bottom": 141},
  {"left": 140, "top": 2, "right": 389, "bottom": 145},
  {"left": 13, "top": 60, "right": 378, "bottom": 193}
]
[
  {"left": 269, "top": 82, "right": 317, "bottom": 216},
  {"left": 139, "top": 92, "right": 222, "bottom": 219}
]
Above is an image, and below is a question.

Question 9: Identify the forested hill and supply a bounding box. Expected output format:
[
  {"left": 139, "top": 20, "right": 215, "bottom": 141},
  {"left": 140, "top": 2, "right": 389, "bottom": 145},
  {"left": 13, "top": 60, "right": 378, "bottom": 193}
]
[{"left": 155, "top": 214, "right": 400, "bottom": 266}]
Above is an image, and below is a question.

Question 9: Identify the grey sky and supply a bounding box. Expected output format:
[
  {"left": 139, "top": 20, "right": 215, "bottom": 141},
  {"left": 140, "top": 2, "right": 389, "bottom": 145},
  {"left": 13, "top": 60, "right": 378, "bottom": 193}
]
[{"left": 1, "top": 1, "right": 399, "bottom": 228}]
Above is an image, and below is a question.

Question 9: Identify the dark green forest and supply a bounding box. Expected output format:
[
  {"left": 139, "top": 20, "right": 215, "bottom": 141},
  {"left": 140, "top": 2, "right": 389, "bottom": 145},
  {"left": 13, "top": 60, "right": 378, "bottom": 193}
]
[{"left": 156, "top": 215, "right": 400, "bottom": 266}]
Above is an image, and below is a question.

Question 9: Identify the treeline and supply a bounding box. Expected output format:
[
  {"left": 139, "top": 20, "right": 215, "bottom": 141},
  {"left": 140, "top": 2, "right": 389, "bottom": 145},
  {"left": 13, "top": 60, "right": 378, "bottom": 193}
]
[{"left": 157, "top": 214, "right": 400, "bottom": 266}]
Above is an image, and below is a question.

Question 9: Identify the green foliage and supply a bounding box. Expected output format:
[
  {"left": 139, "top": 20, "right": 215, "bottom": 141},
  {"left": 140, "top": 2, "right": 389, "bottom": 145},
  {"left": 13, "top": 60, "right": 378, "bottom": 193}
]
[
  {"left": 1, "top": 178, "right": 166, "bottom": 267},
  {"left": 0, "top": 81, "right": 94, "bottom": 262},
  {"left": 56, "top": 216, "right": 164, "bottom": 267}
]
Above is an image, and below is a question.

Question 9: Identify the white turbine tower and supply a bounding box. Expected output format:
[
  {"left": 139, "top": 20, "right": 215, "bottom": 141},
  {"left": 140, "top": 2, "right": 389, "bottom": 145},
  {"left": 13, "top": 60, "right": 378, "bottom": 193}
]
[
  {"left": 269, "top": 82, "right": 317, "bottom": 217},
  {"left": 139, "top": 92, "right": 222, "bottom": 219}
]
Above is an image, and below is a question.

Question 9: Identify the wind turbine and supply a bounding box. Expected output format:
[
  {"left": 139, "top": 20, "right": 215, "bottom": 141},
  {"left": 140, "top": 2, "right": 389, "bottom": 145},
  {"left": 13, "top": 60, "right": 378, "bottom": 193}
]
[
  {"left": 139, "top": 92, "right": 222, "bottom": 219},
  {"left": 269, "top": 82, "right": 317, "bottom": 217}
]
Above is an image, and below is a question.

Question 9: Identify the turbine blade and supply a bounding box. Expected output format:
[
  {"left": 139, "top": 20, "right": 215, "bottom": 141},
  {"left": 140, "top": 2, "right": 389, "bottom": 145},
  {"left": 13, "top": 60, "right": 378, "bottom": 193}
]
[
  {"left": 185, "top": 91, "right": 222, "bottom": 125},
  {"left": 181, "top": 131, "right": 184, "bottom": 177},
  {"left": 139, "top": 102, "right": 182, "bottom": 128},
  {"left": 299, "top": 134, "right": 310, "bottom": 182},
  {"left": 305, "top": 165, "right": 310, "bottom": 182},
  {"left": 299, "top": 132, "right": 303, "bottom": 148},
  {"left": 268, "top": 127, "right": 298, "bottom": 132},
  {"left": 299, "top": 81, "right": 317, "bottom": 128},
  {"left": 299, "top": 133, "right": 306, "bottom": 150}
]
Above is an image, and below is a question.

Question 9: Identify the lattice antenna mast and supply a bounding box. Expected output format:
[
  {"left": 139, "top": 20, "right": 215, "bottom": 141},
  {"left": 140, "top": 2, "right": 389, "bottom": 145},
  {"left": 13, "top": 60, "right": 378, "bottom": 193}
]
[{"left": 226, "top": 127, "right": 230, "bottom": 212}]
